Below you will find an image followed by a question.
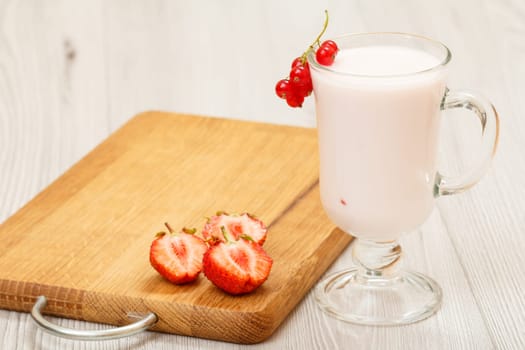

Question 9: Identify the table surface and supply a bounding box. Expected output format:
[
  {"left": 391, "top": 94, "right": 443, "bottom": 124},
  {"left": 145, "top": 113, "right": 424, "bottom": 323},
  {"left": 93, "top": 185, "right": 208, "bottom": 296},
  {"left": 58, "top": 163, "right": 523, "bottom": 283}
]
[{"left": 0, "top": 1, "right": 523, "bottom": 349}]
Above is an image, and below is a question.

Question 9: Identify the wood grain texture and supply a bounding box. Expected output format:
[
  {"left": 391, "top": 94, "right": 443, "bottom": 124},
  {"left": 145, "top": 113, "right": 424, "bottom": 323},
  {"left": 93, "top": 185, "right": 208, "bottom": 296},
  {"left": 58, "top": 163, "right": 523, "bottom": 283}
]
[
  {"left": 0, "top": 112, "right": 352, "bottom": 344},
  {"left": 0, "top": 0, "right": 523, "bottom": 349}
]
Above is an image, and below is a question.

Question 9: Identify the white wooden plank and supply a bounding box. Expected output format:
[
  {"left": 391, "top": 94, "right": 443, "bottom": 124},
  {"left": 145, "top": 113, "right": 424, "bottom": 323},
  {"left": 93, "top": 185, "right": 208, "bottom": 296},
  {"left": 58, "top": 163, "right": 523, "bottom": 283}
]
[
  {"left": 0, "top": 0, "right": 109, "bottom": 223},
  {"left": 430, "top": 0, "right": 525, "bottom": 348},
  {"left": 1, "top": 0, "right": 523, "bottom": 349}
]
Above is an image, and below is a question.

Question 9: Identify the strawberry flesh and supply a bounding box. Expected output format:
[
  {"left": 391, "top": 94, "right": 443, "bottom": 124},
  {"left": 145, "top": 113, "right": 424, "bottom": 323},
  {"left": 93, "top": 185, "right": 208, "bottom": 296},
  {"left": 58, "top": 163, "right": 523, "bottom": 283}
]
[
  {"left": 203, "top": 213, "right": 267, "bottom": 245},
  {"left": 203, "top": 238, "right": 273, "bottom": 295},
  {"left": 150, "top": 231, "right": 208, "bottom": 284}
]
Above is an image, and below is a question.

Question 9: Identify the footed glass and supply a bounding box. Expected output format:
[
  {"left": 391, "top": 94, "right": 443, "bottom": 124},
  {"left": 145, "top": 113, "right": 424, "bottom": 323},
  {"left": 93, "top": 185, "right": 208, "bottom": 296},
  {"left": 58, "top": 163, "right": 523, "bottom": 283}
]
[{"left": 308, "top": 33, "right": 499, "bottom": 325}]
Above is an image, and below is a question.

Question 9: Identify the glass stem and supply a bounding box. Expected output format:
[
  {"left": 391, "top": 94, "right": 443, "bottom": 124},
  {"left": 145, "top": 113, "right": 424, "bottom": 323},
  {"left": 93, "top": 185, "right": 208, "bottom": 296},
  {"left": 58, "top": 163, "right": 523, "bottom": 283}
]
[{"left": 352, "top": 239, "right": 402, "bottom": 281}]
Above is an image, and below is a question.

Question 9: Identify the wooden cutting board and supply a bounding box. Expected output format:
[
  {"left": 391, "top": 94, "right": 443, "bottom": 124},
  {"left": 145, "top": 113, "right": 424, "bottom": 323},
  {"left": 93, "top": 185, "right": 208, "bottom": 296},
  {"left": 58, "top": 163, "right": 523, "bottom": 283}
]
[{"left": 0, "top": 112, "right": 352, "bottom": 344}]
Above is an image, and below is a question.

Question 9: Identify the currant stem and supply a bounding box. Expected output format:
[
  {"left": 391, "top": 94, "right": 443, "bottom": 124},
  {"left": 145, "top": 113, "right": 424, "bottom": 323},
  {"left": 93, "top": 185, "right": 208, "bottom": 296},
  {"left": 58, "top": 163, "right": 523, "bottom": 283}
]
[
  {"left": 312, "top": 10, "right": 330, "bottom": 49},
  {"left": 300, "top": 10, "right": 330, "bottom": 63}
]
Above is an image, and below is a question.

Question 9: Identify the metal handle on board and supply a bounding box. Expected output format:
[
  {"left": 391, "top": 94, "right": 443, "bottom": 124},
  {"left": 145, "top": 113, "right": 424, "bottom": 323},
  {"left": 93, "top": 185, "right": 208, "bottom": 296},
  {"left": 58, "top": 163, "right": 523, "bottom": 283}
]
[{"left": 30, "top": 295, "right": 158, "bottom": 340}]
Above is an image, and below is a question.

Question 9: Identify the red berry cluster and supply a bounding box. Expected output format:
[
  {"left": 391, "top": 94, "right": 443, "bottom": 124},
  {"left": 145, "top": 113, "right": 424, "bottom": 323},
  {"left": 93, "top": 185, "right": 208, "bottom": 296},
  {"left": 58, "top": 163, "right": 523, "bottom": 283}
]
[
  {"left": 275, "top": 58, "right": 313, "bottom": 108},
  {"left": 275, "top": 11, "right": 339, "bottom": 108}
]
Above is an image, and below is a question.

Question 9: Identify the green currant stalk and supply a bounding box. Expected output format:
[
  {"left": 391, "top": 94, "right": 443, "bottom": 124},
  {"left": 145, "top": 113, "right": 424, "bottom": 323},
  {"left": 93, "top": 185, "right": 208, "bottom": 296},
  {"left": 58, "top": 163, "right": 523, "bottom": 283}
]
[{"left": 299, "top": 10, "right": 330, "bottom": 64}]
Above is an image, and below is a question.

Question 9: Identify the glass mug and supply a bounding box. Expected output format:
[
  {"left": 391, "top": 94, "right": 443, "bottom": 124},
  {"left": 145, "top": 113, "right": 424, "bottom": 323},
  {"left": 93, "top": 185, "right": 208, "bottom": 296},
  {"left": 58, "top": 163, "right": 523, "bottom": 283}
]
[{"left": 307, "top": 33, "right": 499, "bottom": 325}]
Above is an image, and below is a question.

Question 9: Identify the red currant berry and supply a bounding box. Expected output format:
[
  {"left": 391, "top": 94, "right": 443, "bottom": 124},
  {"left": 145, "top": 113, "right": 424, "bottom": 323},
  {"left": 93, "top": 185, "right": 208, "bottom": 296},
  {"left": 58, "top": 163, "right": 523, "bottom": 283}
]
[
  {"left": 295, "top": 83, "right": 312, "bottom": 98},
  {"left": 286, "top": 92, "right": 304, "bottom": 108},
  {"left": 292, "top": 57, "right": 310, "bottom": 73},
  {"left": 303, "top": 61, "right": 310, "bottom": 74},
  {"left": 292, "top": 71, "right": 313, "bottom": 96},
  {"left": 316, "top": 45, "right": 337, "bottom": 66},
  {"left": 275, "top": 79, "right": 292, "bottom": 99},
  {"left": 290, "top": 65, "right": 311, "bottom": 86},
  {"left": 291, "top": 57, "right": 303, "bottom": 69},
  {"left": 305, "top": 79, "right": 313, "bottom": 93},
  {"left": 321, "top": 40, "right": 338, "bottom": 52}
]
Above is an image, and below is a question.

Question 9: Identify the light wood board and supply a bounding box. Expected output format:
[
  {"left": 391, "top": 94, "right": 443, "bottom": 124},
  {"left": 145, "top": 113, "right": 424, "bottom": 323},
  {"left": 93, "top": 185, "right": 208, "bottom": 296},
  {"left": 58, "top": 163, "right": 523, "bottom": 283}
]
[{"left": 0, "top": 112, "right": 352, "bottom": 344}]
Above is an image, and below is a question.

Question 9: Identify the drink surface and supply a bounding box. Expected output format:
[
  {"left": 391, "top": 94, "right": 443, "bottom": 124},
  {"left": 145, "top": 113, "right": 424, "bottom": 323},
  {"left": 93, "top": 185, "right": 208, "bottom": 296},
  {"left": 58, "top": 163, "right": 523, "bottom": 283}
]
[
  {"left": 330, "top": 46, "right": 441, "bottom": 76},
  {"left": 310, "top": 45, "right": 447, "bottom": 240}
]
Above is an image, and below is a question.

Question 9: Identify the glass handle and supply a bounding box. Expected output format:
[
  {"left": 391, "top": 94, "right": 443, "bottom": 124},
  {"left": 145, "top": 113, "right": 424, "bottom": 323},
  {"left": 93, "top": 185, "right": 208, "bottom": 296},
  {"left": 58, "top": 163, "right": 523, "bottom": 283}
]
[{"left": 436, "top": 89, "right": 500, "bottom": 196}]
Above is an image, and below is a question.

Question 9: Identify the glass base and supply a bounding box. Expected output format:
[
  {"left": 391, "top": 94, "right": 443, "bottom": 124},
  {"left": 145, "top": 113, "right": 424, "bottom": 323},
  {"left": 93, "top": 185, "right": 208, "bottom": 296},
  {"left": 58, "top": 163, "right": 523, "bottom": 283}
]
[{"left": 315, "top": 268, "right": 442, "bottom": 326}]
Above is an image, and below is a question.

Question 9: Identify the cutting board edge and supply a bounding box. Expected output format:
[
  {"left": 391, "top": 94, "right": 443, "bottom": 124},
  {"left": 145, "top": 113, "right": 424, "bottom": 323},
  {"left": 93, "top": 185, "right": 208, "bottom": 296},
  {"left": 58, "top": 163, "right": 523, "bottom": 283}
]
[
  {"left": 133, "top": 110, "right": 317, "bottom": 133},
  {"left": 145, "top": 295, "right": 283, "bottom": 344},
  {"left": 0, "top": 279, "right": 85, "bottom": 319},
  {"left": 0, "top": 277, "right": 283, "bottom": 344}
]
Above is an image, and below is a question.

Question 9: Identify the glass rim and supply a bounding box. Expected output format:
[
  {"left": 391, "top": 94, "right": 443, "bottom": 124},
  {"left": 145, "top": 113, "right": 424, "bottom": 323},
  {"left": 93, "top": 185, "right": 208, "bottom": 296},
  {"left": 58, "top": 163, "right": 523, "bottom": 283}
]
[{"left": 307, "top": 32, "right": 452, "bottom": 78}]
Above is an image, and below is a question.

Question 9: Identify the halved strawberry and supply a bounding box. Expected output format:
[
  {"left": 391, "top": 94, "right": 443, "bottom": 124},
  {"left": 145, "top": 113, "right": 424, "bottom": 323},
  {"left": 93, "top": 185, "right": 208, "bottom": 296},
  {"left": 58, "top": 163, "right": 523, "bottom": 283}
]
[
  {"left": 203, "top": 227, "right": 273, "bottom": 295},
  {"left": 149, "top": 223, "right": 208, "bottom": 284},
  {"left": 202, "top": 212, "right": 267, "bottom": 245}
]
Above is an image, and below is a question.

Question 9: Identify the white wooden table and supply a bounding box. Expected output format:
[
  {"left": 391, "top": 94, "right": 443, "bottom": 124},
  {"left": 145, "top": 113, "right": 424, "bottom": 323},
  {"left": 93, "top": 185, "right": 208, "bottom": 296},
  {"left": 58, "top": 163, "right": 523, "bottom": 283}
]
[{"left": 1, "top": 1, "right": 523, "bottom": 349}]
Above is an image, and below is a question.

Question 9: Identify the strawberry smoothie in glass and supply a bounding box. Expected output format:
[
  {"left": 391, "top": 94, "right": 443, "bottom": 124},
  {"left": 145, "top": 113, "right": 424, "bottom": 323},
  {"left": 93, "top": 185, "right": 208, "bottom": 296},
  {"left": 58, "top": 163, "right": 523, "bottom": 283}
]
[{"left": 307, "top": 33, "right": 499, "bottom": 325}]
